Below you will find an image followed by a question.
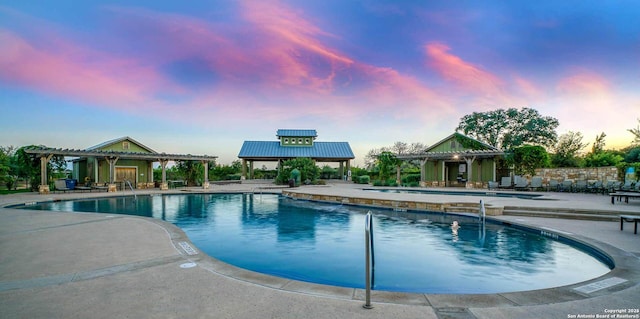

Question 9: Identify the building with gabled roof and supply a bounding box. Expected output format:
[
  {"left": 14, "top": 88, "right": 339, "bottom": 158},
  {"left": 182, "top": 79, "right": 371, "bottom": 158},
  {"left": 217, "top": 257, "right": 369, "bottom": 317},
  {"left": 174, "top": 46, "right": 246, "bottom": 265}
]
[
  {"left": 238, "top": 129, "right": 355, "bottom": 180},
  {"left": 396, "top": 132, "right": 504, "bottom": 188},
  {"left": 25, "top": 137, "right": 217, "bottom": 193}
]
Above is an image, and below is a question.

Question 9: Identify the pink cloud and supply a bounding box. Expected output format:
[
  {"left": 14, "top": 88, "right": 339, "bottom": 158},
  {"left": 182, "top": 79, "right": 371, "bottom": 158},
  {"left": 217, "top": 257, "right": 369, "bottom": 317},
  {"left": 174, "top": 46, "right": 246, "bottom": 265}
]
[
  {"left": 0, "top": 29, "right": 181, "bottom": 112},
  {"left": 424, "top": 42, "right": 504, "bottom": 96}
]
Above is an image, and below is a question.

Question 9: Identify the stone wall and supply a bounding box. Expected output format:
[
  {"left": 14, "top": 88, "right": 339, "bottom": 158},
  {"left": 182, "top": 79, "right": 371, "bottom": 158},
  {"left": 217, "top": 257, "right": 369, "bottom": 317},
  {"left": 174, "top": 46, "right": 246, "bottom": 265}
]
[{"left": 533, "top": 166, "right": 618, "bottom": 183}]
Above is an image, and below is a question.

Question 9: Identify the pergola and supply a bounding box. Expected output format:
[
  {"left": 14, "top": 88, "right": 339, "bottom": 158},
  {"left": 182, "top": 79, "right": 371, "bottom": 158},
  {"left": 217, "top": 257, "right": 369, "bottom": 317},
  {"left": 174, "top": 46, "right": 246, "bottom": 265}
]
[
  {"left": 24, "top": 147, "right": 218, "bottom": 194},
  {"left": 397, "top": 150, "right": 505, "bottom": 186}
]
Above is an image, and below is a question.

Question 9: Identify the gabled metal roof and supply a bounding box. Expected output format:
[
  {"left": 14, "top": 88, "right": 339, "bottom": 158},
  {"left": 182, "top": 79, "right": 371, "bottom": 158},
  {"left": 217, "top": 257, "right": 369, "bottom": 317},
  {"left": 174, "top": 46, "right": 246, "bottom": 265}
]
[
  {"left": 86, "top": 136, "right": 157, "bottom": 153},
  {"left": 238, "top": 141, "right": 354, "bottom": 160},
  {"left": 426, "top": 132, "right": 499, "bottom": 152},
  {"left": 276, "top": 129, "right": 317, "bottom": 137}
]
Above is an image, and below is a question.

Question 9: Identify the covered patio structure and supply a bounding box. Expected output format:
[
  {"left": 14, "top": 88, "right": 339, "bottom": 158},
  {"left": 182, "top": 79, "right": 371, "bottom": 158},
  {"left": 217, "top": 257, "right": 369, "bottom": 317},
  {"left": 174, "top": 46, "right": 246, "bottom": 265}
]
[
  {"left": 238, "top": 129, "right": 355, "bottom": 181},
  {"left": 25, "top": 146, "right": 218, "bottom": 194},
  {"left": 396, "top": 133, "right": 504, "bottom": 188}
]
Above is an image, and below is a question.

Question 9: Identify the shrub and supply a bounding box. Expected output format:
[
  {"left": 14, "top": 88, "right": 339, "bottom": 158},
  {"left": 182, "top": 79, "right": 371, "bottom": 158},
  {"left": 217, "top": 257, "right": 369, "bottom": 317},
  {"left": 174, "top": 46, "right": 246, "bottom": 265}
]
[
  {"left": 357, "top": 175, "right": 370, "bottom": 184},
  {"left": 401, "top": 174, "right": 421, "bottom": 185}
]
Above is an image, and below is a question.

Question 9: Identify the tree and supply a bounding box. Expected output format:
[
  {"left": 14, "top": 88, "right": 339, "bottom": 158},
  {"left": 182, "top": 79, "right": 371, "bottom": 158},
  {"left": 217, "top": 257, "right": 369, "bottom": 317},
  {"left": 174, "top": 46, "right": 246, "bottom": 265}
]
[
  {"left": 628, "top": 118, "right": 640, "bottom": 145},
  {"left": 275, "top": 158, "right": 320, "bottom": 185},
  {"left": 583, "top": 133, "right": 623, "bottom": 167},
  {"left": 591, "top": 132, "right": 607, "bottom": 154},
  {"left": 0, "top": 146, "right": 14, "bottom": 189},
  {"left": 175, "top": 160, "right": 206, "bottom": 186},
  {"left": 508, "top": 145, "right": 550, "bottom": 176},
  {"left": 551, "top": 131, "right": 586, "bottom": 167},
  {"left": 376, "top": 151, "right": 401, "bottom": 182},
  {"left": 456, "top": 107, "right": 559, "bottom": 150}
]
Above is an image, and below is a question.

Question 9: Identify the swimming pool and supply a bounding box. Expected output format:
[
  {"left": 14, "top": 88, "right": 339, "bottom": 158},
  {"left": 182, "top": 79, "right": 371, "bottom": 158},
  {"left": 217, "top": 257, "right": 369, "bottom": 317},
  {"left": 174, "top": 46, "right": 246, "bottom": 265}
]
[{"left": 17, "top": 193, "right": 611, "bottom": 294}]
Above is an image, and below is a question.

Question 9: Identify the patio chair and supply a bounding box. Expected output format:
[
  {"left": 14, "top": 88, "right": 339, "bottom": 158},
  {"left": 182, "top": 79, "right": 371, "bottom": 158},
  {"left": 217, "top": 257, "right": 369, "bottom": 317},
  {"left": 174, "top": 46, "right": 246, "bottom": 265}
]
[
  {"left": 499, "top": 176, "right": 512, "bottom": 188},
  {"left": 559, "top": 180, "right": 573, "bottom": 192},
  {"left": 530, "top": 176, "right": 544, "bottom": 191},
  {"left": 574, "top": 180, "right": 588, "bottom": 193},
  {"left": 621, "top": 181, "right": 634, "bottom": 191},
  {"left": 54, "top": 179, "right": 70, "bottom": 193},
  {"left": 548, "top": 180, "right": 560, "bottom": 192},
  {"left": 587, "top": 181, "right": 603, "bottom": 194},
  {"left": 514, "top": 177, "right": 530, "bottom": 191},
  {"left": 488, "top": 181, "right": 499, "bottom": 190}
]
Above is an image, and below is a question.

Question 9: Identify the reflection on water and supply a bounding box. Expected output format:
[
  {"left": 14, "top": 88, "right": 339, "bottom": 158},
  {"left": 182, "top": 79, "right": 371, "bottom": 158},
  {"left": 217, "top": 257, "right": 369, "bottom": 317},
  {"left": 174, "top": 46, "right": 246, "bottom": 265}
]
[{"left": 21, "top": 194, "right": 610, "bottom": 294}]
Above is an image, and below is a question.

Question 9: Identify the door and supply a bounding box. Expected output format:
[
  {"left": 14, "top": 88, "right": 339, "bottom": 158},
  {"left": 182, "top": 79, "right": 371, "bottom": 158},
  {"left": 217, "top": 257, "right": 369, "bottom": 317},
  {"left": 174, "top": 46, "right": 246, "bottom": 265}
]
[{"left": 116, "top": 167, "right": 137, "bottom": 186}]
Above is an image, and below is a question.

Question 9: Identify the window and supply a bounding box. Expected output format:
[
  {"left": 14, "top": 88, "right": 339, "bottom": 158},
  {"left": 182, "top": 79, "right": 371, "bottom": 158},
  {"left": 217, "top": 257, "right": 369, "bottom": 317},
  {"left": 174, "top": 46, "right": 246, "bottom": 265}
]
[
  {"left": 123, "top": 142, "right": 130, "bottom": 150},
  {"left": 284, "top": 138, "right": 289, "bottom": 144},
  {"left": 298, "top": 138, "right": 303, "bottom": 144},
  {"left": 305, "top": 138, "right": 310, "bottom": 144}
]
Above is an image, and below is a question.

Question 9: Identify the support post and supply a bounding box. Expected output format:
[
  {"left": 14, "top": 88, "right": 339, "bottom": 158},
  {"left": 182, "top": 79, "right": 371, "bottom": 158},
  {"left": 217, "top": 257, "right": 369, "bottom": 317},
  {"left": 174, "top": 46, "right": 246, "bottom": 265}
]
[
  {"left": 159, "top": 159, "right": 169, "bottom": 190},
  {"left": 38, "top": 154, "right": 53, "bottom": 194},
  {"left": 241, "top": 159, "right": 247, "bottom": 180},
  {"left": 202, "top": 161, "right": 210, "bottom": 189},
  {"left": 105, "top": 156, "right": 119, "bottom": 192}
]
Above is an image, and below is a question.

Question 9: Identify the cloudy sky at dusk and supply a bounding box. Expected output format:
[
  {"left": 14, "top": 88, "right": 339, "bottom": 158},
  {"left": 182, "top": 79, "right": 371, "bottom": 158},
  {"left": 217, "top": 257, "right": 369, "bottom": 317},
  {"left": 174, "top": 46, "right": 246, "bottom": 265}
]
[{"left": 1, "top": 0, "right": 639, "bottom": 166}]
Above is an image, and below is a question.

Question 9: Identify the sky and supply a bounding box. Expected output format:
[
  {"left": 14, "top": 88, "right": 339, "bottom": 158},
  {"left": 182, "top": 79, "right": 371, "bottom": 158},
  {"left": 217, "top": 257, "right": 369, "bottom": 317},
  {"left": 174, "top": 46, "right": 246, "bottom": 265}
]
[{"left": 1, "top": 0, "right": 639, "bottom": 166}]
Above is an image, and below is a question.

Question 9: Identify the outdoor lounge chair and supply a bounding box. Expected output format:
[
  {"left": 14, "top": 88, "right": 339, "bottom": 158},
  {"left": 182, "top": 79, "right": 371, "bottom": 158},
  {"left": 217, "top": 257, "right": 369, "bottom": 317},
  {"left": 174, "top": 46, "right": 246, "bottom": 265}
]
[
  {"left": 54, "top": 179, "right": 70, "bottom": 193},
  {"left": 559, "top": 180, "right": 573, "bottom": 192},
  {"left": 514, "top": 177, "right": 530, "bottom": 191},
  {"left": 548, "top": 180, "right": 560, "bottom": 191},
  {"left": 574, "top": 180, "right": 588, "bottom": 193},
  {"left": 587, "top": 181, "right": 604, "bottom": 194},
  {"left": 499, "top": 176, "right": 512, "bottom": 188},
  {"left": 530, "top": 176, "right": 543, "bottom": 191},
  {"left": 621, "top": 181, "right": 635, "bottom": 191}
]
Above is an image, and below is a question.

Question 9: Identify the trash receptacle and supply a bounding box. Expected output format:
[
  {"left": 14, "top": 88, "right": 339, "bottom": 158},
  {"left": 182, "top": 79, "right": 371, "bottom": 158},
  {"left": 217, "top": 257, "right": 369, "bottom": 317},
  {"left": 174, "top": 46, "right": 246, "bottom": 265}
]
[{"left": 65, "top": 179, "right": 76, "bottom": 190}]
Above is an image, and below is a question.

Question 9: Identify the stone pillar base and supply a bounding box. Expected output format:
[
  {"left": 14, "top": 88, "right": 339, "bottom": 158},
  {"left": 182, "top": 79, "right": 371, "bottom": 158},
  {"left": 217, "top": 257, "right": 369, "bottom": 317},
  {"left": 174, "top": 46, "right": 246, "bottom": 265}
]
[
  {"left": 160, "top": 183, "right": 169, "bottom": 190},
  {"left": 147, "top": 183, "right": 155, "bottom": 189},
  {"left": 108, "top": 184, "right": 117, "bottom": 192},
  {"left": 38, "top": 185, "right": 50, "bottom": 194},
  {"left": 202, "top": 181, "right": 210, "bottom": 189},
  {"left": 419, "top": 181, "right": 427, "bottom": 187}
]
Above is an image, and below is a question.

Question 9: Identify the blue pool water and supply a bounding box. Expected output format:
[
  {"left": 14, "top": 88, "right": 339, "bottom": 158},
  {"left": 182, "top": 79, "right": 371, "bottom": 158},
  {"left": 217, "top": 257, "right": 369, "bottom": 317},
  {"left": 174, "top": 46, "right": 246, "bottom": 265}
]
[{"left": 18, "top": 193, "right": 611, "bottom": 294}]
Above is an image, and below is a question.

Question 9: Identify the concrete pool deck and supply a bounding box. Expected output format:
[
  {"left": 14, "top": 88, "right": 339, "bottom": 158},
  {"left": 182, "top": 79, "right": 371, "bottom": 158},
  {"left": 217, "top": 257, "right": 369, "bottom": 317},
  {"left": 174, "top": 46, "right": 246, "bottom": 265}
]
[{"left": 0, "top": 182, "right": 638, "bottom": 319}]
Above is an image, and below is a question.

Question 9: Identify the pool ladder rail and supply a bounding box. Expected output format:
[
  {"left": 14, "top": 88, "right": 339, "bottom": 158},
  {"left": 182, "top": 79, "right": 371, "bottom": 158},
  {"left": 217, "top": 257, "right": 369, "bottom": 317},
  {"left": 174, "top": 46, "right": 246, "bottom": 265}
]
[
  {"left": 125, "top": 180, "right": 137, "bottom": 202},
  {"left": 479, "top": 200, "right": 486, "bottom": 244},
  {"left": 363, "top": 211, "right": 375, "bottom": 309}
]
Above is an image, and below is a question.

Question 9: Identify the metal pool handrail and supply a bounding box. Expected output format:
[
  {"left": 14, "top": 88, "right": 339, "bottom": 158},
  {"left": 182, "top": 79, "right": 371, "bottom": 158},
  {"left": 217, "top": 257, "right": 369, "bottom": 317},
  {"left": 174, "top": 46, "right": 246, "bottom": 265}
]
[
  {"left": 125, "top": 180, "right": 137, "bottom": 202},
  {"left": 363, "top": 211, "right": 375, "bottom": 309}
]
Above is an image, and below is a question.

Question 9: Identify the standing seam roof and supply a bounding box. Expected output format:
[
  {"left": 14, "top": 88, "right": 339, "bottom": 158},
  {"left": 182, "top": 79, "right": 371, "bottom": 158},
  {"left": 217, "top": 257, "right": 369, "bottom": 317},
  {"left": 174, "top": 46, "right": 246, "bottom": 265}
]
[{"left": 238, "top": 141, "right": 354, "bottom": 159}]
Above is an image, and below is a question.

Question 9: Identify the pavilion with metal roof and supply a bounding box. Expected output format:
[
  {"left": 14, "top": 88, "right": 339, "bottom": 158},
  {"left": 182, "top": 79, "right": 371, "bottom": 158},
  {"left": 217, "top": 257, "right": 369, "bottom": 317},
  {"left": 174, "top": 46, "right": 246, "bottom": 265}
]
[
  {"left": 238, "top": 129, "right": 355, "bottom": 180},
  {"left": 396, "top": 132, "right": 504, "bottom": 188},
  {"left": 24, "top": 137, "right": 217, "bottom": 194}
]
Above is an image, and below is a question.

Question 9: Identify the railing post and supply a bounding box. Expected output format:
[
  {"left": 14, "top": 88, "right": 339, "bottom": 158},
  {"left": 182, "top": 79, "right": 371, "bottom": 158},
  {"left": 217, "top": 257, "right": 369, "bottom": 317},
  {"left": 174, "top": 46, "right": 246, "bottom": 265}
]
[{"left": 363, "top": 211, "right": 373, "bottom": 309}]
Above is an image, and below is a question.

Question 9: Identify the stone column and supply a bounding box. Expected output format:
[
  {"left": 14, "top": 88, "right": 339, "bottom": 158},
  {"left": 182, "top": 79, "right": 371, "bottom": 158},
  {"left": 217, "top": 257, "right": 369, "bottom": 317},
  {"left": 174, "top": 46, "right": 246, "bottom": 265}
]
[
  {"left": 105, "top": 156, "right": 119, "bottom": 192},
  {"left": 346, "top": 160, "right": 352, "bottom": 182},
  {"left": 159, "top": 159, "right": 169, "bottom": 190},
  {"left": 464, "top": 156, "right": 476, "bottom": 189},
  {"left": 202, "top": 161, "right": 210, "bottom": 189},
  {"left": 38, "top": 154, "right": 53, "bottom": 194},
  {"left": 241, "top": 159, "right": 247, "bottom": 180},
  {"left": 339, "top": 161, "right": 344, "bottom": 180},
  {"left": 147, "top": 161, "right": 154, "bottom": 188},
  {"left": 419, "top": 159, "right": 427, "bottom": 187}
]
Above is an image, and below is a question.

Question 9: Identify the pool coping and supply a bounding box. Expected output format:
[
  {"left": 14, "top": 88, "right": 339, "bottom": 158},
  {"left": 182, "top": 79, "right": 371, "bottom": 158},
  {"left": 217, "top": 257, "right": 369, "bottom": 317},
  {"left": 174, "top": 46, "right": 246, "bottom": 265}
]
[{"left": 5, "top": 190, "right": 640, "bottom": 309}]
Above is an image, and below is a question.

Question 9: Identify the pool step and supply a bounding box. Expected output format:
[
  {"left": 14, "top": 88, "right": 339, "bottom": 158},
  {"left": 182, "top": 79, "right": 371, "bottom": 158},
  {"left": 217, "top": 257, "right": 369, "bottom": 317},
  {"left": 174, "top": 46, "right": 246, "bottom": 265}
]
[{"left": 503, "top": 206, "right": 620, "bottom": 221}]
